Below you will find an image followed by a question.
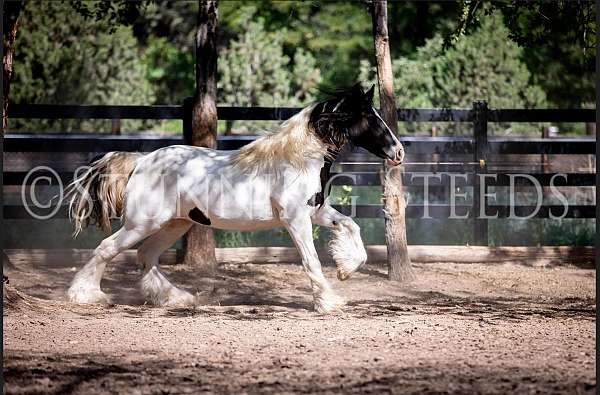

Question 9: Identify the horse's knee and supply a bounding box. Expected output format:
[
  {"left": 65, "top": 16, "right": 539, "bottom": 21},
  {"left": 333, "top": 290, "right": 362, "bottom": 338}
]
[{"left": 94, "top": 238, "right": 117, "bottom": 262}]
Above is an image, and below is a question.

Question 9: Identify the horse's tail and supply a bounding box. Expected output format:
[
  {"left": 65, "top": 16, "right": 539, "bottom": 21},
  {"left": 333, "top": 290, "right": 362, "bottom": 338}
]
[{"left": 66, "top": 152, "right": 144, "bottom": 237}]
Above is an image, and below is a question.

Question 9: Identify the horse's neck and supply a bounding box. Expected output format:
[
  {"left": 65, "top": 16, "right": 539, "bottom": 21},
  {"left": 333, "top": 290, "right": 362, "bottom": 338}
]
[{"left": 296, "top": 154, "right": 327, "bottom": 175}]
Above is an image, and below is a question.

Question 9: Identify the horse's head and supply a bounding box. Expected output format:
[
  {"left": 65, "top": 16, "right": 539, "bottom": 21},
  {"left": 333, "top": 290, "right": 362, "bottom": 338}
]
[{"left": 309, "top": 83, "right": 404, "bottom": 165}]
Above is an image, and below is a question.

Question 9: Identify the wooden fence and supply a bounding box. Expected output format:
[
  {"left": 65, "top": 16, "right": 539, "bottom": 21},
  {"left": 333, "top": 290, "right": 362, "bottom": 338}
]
[{"left": 4, "top": 101, "right": 596, "bottom": 246}]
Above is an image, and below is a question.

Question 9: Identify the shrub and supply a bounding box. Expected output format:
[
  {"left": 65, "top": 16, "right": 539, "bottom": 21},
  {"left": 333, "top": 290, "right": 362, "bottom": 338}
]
[{"left": 10, "top": 1, "right": 155, "bottom": 133}]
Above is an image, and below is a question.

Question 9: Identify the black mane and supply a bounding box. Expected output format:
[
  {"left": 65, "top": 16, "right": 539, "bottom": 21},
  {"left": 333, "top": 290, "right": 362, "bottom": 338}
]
[
  {"left": 306, "top": 84, "right": 368, "bottom": 208},
  {"left": 308, "top": 84, "right": 368, "bottom": 151}
]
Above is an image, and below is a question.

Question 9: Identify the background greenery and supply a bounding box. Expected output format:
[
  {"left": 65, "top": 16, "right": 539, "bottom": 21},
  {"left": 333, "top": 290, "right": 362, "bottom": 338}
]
[{"left": 9, "top": 0, "right": 595, "bottom": 133}]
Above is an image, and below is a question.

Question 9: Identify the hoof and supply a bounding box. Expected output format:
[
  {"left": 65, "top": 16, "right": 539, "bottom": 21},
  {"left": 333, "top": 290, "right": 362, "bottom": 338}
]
[
  {"left": 140, "top": 267, "right": 196, "bottom": 307},
  {"left": 335, "top": 252, "right": 367, "bottom": 281},
  {"left": 142, "top": 284, "right": 196, "bottom": 307},
  {"left": 162, "top": 288, "right": 196, "bottom": 307},
  {"left": 67, "top": 286, "right": 111, "bottom": 304},
  {"left": 314, "top": 291, "right": 345, "bottom": 314}
]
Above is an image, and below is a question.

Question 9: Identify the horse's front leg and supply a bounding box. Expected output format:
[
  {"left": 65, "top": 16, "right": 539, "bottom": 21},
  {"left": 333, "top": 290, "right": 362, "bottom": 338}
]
[
  {"left": 282, "top": 213, "right": 344, "bottom": 314},
  {"left": 312, "top": 204, "right": 368, "bottom": 281}
]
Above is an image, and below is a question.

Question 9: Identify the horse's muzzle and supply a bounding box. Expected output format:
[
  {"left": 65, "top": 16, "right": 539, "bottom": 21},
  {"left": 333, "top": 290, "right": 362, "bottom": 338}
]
[{"left": 386, "top": 145, "right": 404, "bottom": 166}]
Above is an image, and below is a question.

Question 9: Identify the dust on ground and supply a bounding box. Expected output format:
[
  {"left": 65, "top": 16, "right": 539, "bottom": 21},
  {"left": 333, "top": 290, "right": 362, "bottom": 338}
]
[{"left": 3, "top": 251, "right": 596, "bottom": 394}]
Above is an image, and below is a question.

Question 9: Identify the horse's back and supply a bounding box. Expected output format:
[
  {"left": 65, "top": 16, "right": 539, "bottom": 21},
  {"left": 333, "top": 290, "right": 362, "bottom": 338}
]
[{"left": 122, "top": 145, "right": 233, "bottom": 224}]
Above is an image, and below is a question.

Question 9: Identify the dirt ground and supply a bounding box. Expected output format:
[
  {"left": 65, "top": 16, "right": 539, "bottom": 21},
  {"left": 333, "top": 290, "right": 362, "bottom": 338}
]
[{"left": 3, "top": 250, "right": 596, "bottom": 394}]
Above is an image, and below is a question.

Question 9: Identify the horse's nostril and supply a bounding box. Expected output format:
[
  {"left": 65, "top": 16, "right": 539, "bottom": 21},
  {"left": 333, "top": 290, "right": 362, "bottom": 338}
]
[{"left": 395, "top": 146, "right": 405, "bottom": 163}]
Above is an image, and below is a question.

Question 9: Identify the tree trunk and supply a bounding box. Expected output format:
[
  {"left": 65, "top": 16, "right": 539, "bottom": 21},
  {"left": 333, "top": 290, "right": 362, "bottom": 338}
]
[
  {"left": 585, "top": 122, "right": 595, "bottom": 136},
  {"left": 2, "top": 1, "right": 22, "bottom": 134},
  {"left": 111, "top": 119, "right": 121, "bottom": 135},
  {"left": 182, "top": 0, "right": 218, "bottom": 272},
  {"left": 370, "top": 0, "right": 415, "bottom": 282}
]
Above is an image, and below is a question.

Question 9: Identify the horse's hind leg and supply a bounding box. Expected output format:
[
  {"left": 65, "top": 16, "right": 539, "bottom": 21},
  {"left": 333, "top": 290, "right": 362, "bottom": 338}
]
[
  {"left": 68, "top": 225, "right": 156, "bottom": 304},
  {"left": 137, "top": 219, "right": 195, "bottom": 307}
]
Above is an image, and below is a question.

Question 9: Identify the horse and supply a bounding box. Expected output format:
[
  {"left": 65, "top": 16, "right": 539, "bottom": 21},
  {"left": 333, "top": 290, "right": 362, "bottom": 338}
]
[{"left": 65, "top": 84, "right": 404, "bottom": 313}]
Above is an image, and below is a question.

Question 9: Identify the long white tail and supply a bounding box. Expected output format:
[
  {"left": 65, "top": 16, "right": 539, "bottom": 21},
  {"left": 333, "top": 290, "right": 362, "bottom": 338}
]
[{"left": 66, "top": 152, "right": 143, "bottom": 236}]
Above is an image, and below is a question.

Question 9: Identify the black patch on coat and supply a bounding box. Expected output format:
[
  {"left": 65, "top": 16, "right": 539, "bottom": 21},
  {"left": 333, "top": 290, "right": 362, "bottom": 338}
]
[{"left": 189, "top": 208, "right": 211, "bottom": 225}]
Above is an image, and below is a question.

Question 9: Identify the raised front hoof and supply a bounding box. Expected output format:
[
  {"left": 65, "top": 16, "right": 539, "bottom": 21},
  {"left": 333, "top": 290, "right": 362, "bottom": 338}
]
[
  {"left": 337, "top": 257, "right": 367, "bottom": 281},
  {"left": 314, "top": 293, "right": 346, "bottom": 314},
  {"left": 337, "top": 262, "right": 362, "bottom": 281},
  {"left": 67, "top": 287, "right": 111, "bottom": 305}
]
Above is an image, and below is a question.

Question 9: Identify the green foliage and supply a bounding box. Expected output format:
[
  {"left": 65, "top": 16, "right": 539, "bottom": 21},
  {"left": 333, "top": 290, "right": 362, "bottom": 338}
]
[
  {"left": 337, "top": 185, "right": 355, "bottom": 206},
  {"left": 489, "top": 219, "right": 595, "bottom": 247},
  {"left": 214, "top": 230, "right": 253, "bottom": 248},
  {"left": 220, "top": 1, "right": 370, "bottom": 89},
  {"left": 10, "top": 1, "right": 155, "bottom": 132},
  {"left": 452, "top": 1, "right": 595, "bottom": 108},
  {"left": 217, "top": 9, "right": 321, "bottom": 133},
  {"left": 142, "top": 36, "right": 194, "bottom": 104},
  {"left": 131, "top": 1, "right": 197, "bottom": 55},
  {"left": 69, "top": 0, "right": 147, "bottom": 30},
  {"left": 360, "top": 11, "right": 547, "bottom": 135},
  {"left": 214, "top": 228, "right": 295, "bottom": 248}
]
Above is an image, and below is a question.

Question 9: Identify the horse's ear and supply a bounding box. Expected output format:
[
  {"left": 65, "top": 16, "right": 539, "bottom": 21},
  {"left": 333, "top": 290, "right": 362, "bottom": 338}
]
[{"left": 364, "top": 85, "right": 375, "bottom": 104}]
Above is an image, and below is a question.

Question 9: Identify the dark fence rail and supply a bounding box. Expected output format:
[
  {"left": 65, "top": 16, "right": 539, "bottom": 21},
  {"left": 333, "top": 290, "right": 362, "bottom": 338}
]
[
  {"left": 9, "top": 103, "right": 595, "bottom": 122},
  {"left": 4, "top": 102, "right": 596, "bottom": 246},
  {"left": 8, "top": 104, "right": 184, "bottom": 120},
  {"left": 4, "top": 134, "right": 595, "bottom": 155}
]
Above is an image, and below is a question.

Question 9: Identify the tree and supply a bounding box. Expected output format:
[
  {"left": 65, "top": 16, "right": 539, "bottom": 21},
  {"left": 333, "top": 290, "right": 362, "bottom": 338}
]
[
  {"left": 141, "top": 5, "right": 322, "bottom": 123},
  {"left": 451, "top": 0, "right": 595, "bottom": 108},
  {"left": 2, "top": 1, "right": 22, "bottom": 133},
  {"left": 4, "top": 0, "right": 150, "bottom": 133},
  {"left": 219, "top": 1, "right": 371, "bottom": 88},
  {"left": 134, "top": 1, "right": 462, "bottom": 91},
  {"left": 142, "top": 36, "right": 195, "bottom": 105},
  {"left": 9, "top": 1, "right": 155, "bottom": 133},
  {"left": 182, "top": 0, "right": 219, "bottom": 271},
  {"left": 370, "top": 0, "right": 414, "bottom": 282},
  {"left": 218, "top": 9, "right": 321, "bottom": 133}
]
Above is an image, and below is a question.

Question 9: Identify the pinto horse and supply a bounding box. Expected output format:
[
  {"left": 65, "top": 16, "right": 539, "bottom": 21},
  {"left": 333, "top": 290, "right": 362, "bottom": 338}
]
[{"left": 66, "top": 84, "right": 404, "bottom": 313}]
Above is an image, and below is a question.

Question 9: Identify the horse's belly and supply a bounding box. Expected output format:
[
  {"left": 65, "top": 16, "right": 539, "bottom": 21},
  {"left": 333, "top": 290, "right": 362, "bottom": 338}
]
[{"left": 183, "top": 174, "right": 280, "bottom": 228}]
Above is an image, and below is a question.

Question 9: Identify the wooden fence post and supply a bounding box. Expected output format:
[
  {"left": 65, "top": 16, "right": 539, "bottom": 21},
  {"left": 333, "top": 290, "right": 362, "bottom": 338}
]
[{"left": 473, "top": 100, "right": 488, "bottom": 246}]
